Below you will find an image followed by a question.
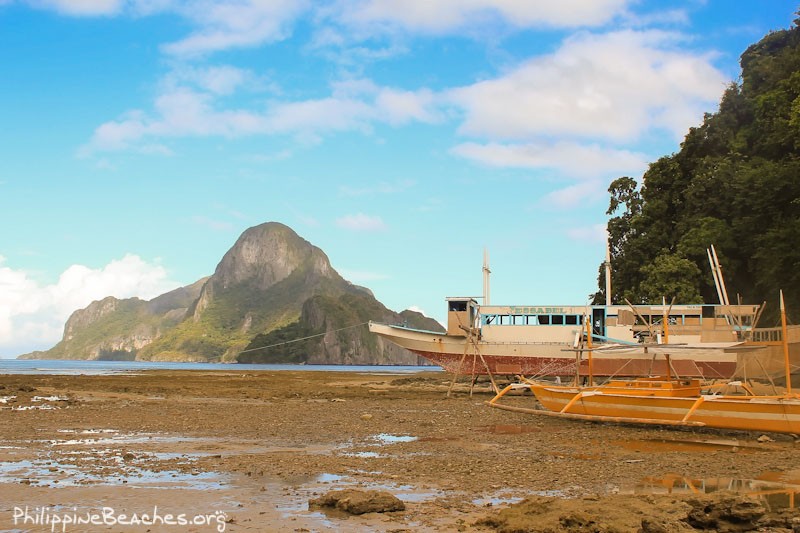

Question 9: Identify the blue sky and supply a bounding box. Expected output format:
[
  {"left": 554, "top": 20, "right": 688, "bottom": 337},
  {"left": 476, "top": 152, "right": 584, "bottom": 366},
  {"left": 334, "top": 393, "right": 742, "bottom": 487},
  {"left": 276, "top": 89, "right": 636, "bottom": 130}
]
[{"left": 0, "top": 0, "right": 797, "bottom": 357}]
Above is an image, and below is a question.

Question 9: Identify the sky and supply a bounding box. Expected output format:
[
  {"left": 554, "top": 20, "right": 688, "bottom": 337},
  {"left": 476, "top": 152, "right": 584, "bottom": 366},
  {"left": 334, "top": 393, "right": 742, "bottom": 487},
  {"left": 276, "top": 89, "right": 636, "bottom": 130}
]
[{"left": 0, "top": 0, "right": 797, "bottom": 358}]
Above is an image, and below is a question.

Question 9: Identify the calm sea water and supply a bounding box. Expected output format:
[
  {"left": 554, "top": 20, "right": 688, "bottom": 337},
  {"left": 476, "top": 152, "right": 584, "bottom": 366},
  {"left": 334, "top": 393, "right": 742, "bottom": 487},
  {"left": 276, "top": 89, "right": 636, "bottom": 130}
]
[{"left": 0, "top": 359, "right": 442, "bottom": 376}]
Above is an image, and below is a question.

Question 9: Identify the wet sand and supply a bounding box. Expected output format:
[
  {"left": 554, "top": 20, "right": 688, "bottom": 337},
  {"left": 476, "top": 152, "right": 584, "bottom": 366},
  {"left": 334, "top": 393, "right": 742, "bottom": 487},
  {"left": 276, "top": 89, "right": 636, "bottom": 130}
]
[{"left": 1, "top": 369, "right": 799, "bottom": 532}]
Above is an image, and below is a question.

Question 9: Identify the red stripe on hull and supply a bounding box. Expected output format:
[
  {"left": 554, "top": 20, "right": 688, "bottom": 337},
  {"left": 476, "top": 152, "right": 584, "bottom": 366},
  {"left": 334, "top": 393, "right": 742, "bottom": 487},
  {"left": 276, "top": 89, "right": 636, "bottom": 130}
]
[{"left": 411, "top": 350, "right": 736, "bottom": 379}]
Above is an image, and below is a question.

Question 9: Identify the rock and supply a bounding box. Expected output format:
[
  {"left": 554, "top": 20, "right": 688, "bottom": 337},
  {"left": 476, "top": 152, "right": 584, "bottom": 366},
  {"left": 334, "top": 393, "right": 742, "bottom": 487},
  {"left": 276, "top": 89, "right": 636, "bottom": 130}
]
[
  {"left": 309, "top": 489, "right": 405, "bottom": 515},
  {"left": 17, "top": 385, "right": 36, "bottom": 393},
  {"left": 757, "top": 434, "right": 774, "bottom": 443},
  {"left": 727, "top": 498, "right": 767, "bottom": 522},
  {"left": 360, "top": 414, "right": 373, "bottom": 421},
  {"left": 640, "top": 518, "right": 671, "bottom": 533},
  {"left": 686, "top": 495, "right": 766, "bottom": 529}
]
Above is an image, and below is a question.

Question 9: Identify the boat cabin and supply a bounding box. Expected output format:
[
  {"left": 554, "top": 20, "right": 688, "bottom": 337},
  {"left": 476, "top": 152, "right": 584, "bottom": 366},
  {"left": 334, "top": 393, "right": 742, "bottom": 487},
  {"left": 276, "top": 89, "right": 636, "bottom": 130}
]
[
  {"left": 446, "top": 297, "right": 479, "bottom": 336},
  {"left": 454, "top": 300, "right": 760, "bottom": 345}
]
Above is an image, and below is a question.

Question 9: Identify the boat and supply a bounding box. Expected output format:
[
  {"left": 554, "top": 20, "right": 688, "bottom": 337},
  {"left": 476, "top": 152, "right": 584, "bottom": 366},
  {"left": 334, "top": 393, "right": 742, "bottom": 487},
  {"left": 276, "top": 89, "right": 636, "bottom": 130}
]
[
  {"left": 486, "top": 292, "right": 800, "bottom": 435},
  {"left": 369, "top": 301, "right": 760, "bottom": 379},
  {"left": 369, "top": 247, "right": 762, "bottom": 380}
]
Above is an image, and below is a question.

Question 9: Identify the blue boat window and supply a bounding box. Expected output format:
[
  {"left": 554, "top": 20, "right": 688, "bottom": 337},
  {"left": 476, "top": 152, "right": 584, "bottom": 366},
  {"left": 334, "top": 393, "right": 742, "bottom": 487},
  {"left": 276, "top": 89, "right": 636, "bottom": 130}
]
[
  {"left": 552, "top": 315, "right": 564, "bottom": 325},
  {"left": 565, "top": 315, "right": 579, "bottom": 325},
  {"left": 538, "top": 315, "right": 550, "bottom": 325}
]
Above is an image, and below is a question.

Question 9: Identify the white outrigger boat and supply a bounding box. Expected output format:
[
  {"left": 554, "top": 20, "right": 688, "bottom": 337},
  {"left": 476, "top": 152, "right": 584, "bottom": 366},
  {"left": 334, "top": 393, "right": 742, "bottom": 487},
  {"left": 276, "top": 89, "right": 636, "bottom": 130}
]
[
  {"left": 369, "top": 299, "right": 760, "bottom": 379},
  {"left": 369, "top": 247, "right": 764, "bottom": 381}
]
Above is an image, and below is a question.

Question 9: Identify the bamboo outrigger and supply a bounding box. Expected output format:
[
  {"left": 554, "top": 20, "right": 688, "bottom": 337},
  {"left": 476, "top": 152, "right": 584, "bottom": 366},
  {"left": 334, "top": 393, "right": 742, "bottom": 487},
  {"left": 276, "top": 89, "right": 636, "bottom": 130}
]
[{"left": 488, "top": 291, "right": 800, "bottom": 435}]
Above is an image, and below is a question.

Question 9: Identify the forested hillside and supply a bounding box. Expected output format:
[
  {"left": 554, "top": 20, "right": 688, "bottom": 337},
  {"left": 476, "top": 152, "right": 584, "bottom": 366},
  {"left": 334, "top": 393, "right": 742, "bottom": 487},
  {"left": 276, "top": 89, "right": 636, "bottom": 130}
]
[{"left": 598, "top": 17, "right": 800, "bottom": 321}]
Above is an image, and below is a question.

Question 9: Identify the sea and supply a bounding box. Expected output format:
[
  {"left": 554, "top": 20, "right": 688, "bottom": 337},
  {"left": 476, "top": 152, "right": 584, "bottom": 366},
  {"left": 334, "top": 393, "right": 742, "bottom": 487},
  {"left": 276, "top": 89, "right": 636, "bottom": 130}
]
[{"left": 0, "top": 359, "right": 443, "bottom": 376}]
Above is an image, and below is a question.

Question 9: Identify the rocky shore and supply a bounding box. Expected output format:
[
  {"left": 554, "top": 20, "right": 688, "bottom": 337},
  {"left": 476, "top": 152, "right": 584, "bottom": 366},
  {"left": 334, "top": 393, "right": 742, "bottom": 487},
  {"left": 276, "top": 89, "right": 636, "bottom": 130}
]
[{"left": 1, "top": 369, "right": 798, "bottom": 532}]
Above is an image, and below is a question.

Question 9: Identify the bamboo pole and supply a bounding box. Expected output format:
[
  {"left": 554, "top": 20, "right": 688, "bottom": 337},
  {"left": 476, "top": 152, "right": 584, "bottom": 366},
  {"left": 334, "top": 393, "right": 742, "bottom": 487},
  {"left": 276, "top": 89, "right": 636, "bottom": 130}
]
[
  {"left": 780, "top": 290, "right": 791, "bottom": 395},
  {"left": 708, "top": 248, "right": 725, "bottom": 305},
  {"left": 711, "top": 245, "right": 730, "bottom": 305},
  {"left": 586, "top": 315, "right": 594, "bottom": 386},
  {"left": 447, "top": 348, "right": 469, "bottom": 397}
]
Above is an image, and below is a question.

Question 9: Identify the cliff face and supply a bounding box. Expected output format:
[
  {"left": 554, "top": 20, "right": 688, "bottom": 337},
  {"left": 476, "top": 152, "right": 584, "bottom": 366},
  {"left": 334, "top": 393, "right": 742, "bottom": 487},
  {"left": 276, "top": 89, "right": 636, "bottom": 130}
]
[
  {"left": 23, "top": 222, "right": 442, "bottom": 365},
  {"left": 20, "top": 279, "right": 207, "bottom": 360},
  {"left": 237, "top": 292, "right": 443, "bottom": 365},
  {"left": 212, "top": 223, "right": 335, "bottom": 291}
]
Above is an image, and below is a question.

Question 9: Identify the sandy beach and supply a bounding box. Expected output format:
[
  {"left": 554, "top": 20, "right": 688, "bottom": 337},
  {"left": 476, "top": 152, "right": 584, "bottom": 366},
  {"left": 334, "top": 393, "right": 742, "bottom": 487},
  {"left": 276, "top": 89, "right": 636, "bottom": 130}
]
[{"left": 1, "top": 369, "right": 799, "bottom": 532}]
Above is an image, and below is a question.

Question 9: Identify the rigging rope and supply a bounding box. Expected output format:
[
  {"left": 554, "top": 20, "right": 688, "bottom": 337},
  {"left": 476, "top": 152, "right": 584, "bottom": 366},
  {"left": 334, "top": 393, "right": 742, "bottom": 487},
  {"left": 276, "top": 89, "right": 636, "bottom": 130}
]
[{"left": 237, "top": 321, "right": 370, "bottom": 354}]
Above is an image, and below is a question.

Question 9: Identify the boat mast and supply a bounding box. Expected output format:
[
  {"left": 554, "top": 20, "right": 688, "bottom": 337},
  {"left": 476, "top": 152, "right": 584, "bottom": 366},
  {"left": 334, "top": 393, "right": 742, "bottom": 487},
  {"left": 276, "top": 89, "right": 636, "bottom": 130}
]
[
  {"left": 586, "top": 315, "right": 594, "bottom": 386},
  {"left": 483, "top": 248, "right": 491, "bottom": 306},
  {"left": 781, "top": 290, "right": 791, "bottom": 394},
  {"left": 605, "top": 236, "right": 612, "bottom": 306},
  {"left": 707, "top": 245, "right": 730, "bottom": 306}
]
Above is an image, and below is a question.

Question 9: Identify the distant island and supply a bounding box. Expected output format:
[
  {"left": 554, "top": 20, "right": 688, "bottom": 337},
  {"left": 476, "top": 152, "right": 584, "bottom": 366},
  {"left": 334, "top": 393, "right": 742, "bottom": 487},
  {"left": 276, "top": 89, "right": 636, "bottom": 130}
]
[{"left": 20, "top": 222, "right": 443, "bottom": 365}]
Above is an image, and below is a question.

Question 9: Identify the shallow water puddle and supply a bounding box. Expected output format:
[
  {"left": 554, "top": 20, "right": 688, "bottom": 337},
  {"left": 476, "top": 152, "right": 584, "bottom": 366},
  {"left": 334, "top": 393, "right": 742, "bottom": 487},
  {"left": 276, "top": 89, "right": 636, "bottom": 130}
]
[
  {"left": 343, "top": 451, "right": 383, "bottom": 458},
  {"left": 32, "top": 396, "right": 69, "bottom": 402},
  {"left": 611, "top": 437, "right": 761, "bottom": 454},
  {"left": 0, "top": 432, "right": 239, "bottom": 491},
  {"left": 56, "top": 428, "right": 118, "bottom": 434},
  {"left": 371, "top": 433, "right": 418, "bottom": 444},
  {"left": 627, "top": 474, "right": 800, "bottom": 509},
  {"left": 0, "top": 456, "right": 226, "bottom": 490},
  {"left": 478, "top": 424, "right": 540, "bottom": 435},
  {"left": 47, "top": 431, "right": 204, "bottom": 447},
  {"left": 1, "top": 395, "right": 69, "bottom": 410},
  {"left": 472, "top": 488, "right": 568, "bottom": 507}
]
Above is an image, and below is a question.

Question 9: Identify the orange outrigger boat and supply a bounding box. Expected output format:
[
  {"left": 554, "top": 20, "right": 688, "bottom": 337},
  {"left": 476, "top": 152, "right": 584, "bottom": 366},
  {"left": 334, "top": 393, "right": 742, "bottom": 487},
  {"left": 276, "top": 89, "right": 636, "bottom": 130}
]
[{"left": 488, "top": 291, "right": 800, "bottom": 434}]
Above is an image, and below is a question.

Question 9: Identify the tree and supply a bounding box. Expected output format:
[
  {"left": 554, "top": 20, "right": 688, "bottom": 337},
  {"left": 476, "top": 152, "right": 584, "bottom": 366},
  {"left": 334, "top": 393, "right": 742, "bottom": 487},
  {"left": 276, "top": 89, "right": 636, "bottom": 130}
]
[
  {"left": 597, "top": 15, "right": 800, "bottom": 317},
  {"left": 638, "top": 253, "right": 703, "bottom": 304}
]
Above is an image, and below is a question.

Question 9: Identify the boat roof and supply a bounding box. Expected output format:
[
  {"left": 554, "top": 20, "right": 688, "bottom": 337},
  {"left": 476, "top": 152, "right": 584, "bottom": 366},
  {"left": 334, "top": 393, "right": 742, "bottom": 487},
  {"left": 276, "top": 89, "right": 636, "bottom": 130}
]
[{"left": 445, "top": 296, "right": 479, "bottom": 303}]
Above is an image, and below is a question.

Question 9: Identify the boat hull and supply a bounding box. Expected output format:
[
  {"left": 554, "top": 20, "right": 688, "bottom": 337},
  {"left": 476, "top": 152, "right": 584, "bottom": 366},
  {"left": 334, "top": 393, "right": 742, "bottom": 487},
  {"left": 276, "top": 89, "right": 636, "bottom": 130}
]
[
  {"left": 530, "top": 384, "right": 800, "bottom": 434},
  {"left": 368, "top": 322, "right": 737, "bottom": 378}
]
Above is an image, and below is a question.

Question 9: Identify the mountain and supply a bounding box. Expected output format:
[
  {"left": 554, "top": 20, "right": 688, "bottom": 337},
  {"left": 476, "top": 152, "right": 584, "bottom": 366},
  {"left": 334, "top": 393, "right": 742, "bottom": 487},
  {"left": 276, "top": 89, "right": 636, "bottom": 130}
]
[
  {"left": 238, "top": 293, "right": 440, "bottom": 365},
  {"left": 21, "top": 222, "right": 444, "bottom": 364},
  {"left": 20, "top": 279, "right": 207, "bottom": 361}
]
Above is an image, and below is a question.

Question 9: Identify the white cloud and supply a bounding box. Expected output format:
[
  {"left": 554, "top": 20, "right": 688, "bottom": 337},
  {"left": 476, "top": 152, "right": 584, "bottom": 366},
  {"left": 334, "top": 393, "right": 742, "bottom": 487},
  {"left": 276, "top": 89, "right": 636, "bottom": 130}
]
[
  {"left": 540, "top": 181, "right": 604, "bottom": 209},
  {"left": 335, "top": 213, "right": 387, "bottom": 231},
  {"left": 30, "top": 0, "right": 125, "bottom": 16},
  {"left": 190, "top": 215, "right": 235, "bottom": 232},
  {"left": 81, "top": 77, "right": 441, "bottom": 155},
  {"left": 451, "top": 141, "right": 647, "bottom": 179},
  {"left": 0, "top": 255, "right": 179, "bottom": 357},
  {"left": 81, "top": 29, "right": 725, "bottom": 167},
  {"left": 332, "top": 0, "right": 632, "bottom": 34},
  {"left": 448, "top": 30, "right": 726, "bottom": 142},
  {"left": 406, "top": 305, "right": 426, "bottom": 315},
  {"left": 566, "top": 223, "right": 608, "bottom": 243},
  {"left": 164, "top": 65, "right": 257, "bottom": 95},
  {"left": 162, "top": 0, "right": 311, "bottom": 56},
  {"left": 375, "top": 87, "right": 441, "bottom": 125},
  {"left": 27, "top": 1, "right": 308, "bottom": 54}
]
